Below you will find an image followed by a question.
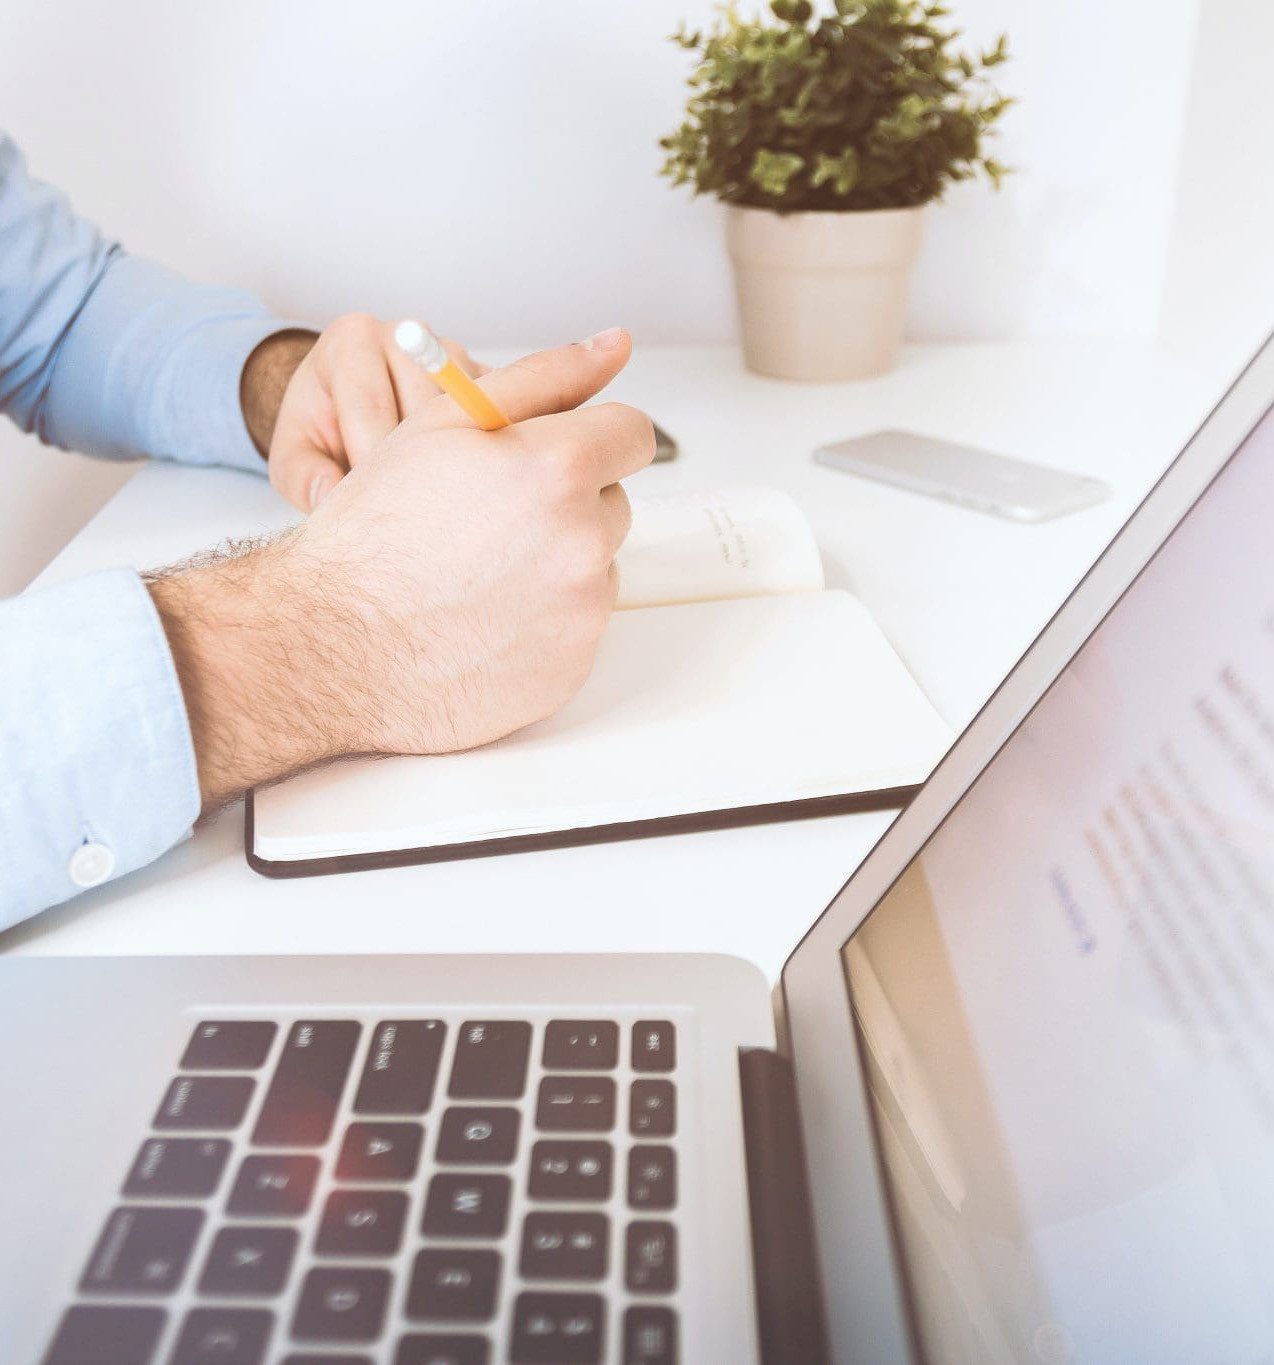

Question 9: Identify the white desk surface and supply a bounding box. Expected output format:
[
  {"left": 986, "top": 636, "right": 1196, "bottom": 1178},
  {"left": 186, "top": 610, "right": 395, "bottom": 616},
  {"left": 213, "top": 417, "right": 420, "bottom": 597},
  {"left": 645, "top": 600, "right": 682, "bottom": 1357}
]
[{"left": 0, "top": 340, "right": 1225, "bottom": 978}]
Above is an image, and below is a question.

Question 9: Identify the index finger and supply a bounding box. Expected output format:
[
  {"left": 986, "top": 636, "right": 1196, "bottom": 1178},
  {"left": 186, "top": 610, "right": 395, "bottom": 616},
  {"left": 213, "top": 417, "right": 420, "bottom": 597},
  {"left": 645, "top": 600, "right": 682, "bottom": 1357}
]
[
  {"left": 328, "top": 344, "right": 402, "bottom": 465},
  {"left": 411, "top": 327, "right": 633, "bottom": 433}
]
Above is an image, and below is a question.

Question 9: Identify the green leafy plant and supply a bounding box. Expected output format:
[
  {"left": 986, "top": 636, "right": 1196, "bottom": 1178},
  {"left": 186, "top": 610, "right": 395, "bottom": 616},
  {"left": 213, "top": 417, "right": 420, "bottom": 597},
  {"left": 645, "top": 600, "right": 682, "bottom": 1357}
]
[{"left": 660, "top": 0, "right": 1012, "bottom": 213}]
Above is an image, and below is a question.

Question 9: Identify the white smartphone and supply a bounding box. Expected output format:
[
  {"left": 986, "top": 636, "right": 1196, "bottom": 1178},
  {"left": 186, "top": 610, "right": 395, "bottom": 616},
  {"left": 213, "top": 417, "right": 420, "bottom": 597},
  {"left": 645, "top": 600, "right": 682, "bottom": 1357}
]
[{"left": 814, "top": 429, "right": 1110, "bottom": 522}]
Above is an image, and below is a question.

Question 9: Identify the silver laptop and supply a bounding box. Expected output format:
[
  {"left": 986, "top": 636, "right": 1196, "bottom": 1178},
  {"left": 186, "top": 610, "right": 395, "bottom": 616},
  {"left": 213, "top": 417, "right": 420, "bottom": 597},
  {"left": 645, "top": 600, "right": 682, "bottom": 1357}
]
[{"left": 6, "top": 332, "right": 1274, "bottom": 1365}]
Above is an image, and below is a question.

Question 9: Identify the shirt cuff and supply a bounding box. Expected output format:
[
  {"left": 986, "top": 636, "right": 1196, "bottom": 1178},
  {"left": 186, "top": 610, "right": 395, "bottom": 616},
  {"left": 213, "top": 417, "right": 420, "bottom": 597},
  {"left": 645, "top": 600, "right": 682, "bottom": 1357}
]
[
  {"left": 0, "top": 568, "right": 201, "bottom": 928},
  {"left": 160, "top": 309, "right": 302, "bottom": 476},
  {"left": 40, "top": 251, "right": 307, "bottom": 475}
]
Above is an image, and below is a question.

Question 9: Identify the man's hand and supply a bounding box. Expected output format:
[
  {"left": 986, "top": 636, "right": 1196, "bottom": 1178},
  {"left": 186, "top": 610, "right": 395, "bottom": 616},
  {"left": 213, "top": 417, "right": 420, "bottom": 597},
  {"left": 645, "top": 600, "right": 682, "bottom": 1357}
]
[
  {"left": 241, "top": 314, "right": 486, "bottom": 514},
  {"left": 152, "top": 327, "right": 651, "bottom": 808}
]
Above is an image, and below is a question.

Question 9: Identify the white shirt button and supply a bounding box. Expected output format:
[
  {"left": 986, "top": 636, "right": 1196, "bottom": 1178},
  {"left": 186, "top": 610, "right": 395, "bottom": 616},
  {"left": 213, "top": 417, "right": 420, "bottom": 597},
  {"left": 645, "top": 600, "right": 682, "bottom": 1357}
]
[{"left": 68, "top": 841, "right": 116, "bottom": 888}]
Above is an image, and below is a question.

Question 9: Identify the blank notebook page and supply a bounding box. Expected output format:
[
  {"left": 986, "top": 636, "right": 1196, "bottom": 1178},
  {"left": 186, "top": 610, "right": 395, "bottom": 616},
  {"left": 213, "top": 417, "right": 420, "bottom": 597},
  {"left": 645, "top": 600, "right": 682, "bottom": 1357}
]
[{"left": 253, "top": 590, "right": 952, "bottom": 862}]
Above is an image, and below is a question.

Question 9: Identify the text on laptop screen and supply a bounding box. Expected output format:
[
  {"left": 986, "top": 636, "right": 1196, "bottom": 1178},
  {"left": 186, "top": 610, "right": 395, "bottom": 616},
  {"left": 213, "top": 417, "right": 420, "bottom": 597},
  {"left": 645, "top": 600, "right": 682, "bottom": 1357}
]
[{"left": 843, "top": 406, "right": 1274, "bottom": 1362}]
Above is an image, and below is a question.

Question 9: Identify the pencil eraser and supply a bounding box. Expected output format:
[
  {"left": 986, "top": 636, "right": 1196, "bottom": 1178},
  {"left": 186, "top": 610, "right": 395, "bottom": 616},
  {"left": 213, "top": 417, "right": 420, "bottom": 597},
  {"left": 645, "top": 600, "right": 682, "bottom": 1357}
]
[
  {"left": 394, "top": 319, "right": 447, "bottom": 372},
  {"left": 394, "top": 319, "right": 427, "bottom": 356}
]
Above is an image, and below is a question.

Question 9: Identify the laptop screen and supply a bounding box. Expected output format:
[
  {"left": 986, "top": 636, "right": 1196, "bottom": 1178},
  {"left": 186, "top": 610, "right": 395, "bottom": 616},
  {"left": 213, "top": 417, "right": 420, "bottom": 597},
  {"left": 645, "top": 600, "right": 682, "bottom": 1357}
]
[{"left": 842, "top": 403, "right": 1274, "bottom": 1362}]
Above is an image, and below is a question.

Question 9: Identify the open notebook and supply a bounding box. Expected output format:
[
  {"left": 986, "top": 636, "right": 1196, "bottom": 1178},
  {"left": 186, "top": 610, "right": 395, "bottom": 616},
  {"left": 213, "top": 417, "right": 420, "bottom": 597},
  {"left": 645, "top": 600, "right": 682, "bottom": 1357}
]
[{"left": 250, "top": 486, "right": 952, "bottom": 874}]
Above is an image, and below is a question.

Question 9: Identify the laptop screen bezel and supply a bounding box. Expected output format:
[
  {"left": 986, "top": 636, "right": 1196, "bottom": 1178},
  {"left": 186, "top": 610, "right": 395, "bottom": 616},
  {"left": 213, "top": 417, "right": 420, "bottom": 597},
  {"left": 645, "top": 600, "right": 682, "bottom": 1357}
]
[{"left": 778, "top": 331, "right": 1274, "bottom": 1363}]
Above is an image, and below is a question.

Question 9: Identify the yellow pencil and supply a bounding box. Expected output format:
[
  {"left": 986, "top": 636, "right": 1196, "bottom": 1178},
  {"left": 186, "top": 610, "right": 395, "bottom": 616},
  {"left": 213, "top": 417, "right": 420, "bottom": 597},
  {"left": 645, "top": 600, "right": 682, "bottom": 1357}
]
[{"left": 394, "top": 319, "right": 509, "bottom": 430}]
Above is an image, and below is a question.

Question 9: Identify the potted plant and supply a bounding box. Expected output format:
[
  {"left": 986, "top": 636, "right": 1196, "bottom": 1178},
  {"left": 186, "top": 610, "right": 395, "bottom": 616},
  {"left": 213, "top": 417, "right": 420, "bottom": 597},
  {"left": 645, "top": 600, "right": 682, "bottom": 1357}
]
[{"left": 660, "top": 0, "right": 1012, "bottom": 381}]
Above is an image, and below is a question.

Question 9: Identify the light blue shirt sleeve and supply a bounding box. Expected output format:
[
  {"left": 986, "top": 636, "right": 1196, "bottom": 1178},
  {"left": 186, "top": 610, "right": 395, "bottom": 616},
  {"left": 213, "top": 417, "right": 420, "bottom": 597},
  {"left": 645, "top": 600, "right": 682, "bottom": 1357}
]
[
  {"left": 0, "top": 132, "right": 299, "bottom": 928},
  {"left": 0, "top": 132, "right": 290, "bottom": 472},
  {"left": 0, "top": 570, "right": 200, "bottom": 925}
]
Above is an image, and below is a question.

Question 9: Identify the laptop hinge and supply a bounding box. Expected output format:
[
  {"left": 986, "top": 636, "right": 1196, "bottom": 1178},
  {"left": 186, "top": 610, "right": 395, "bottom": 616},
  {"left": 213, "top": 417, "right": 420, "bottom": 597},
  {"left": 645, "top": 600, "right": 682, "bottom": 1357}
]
[{"left": 739, "top": 1046, "right": 831, "bottom": 1365}]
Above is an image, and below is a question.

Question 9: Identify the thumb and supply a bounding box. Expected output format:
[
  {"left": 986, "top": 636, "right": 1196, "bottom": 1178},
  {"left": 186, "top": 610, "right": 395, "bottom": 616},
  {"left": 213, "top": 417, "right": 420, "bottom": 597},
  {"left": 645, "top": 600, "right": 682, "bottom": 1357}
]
[
  {"left": 269, "top": 437, "right": 346, "bottom": 513},
  {"left": 413, "top": 326, "right": 632, "bottom": 433}
]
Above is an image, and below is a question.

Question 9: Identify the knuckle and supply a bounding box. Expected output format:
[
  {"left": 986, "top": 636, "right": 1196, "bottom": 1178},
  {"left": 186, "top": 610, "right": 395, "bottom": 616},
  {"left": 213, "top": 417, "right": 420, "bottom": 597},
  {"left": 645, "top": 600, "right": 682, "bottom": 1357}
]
[
  {"left": 329, "top": 312, "right": 382, "bottom": 350},
  {"left": 544, "top": 441, "right": 590, "bottom": 491},
  {"left": 579, "top": 523, "right": 614, "bottom": 571},
  {"left": 630, "top": 410, "right": 658, "bottom": 461},
  {"left": 601, "top": 400, "right": 651, "bottom": 432},
  {"left": 583, "top": 587, "right": 615, "bottom": 637},
  {"left": 351, "top": 387, "right": 397, "bottom": 418},
  {"left": 506, "top": 350, "right": 556, "bottom": 381},
  {"left": 596, "top": 403, "right": 656, "bottom": 463},
  {"left": 611, "top": 486, "right": 633, "bottom": 538},
  {"left": 343, "top": 311, "right": 380, "bottom": 335},
  {"left": 564, "top": 613, "right": 607, "bottom": 673}
]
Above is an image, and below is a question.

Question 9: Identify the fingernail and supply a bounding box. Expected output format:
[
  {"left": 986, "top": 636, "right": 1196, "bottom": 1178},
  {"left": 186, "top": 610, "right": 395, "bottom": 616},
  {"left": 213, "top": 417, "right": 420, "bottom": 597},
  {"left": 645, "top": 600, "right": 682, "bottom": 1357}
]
[
  {"left": 581, "top": 326, "right": 625, "bottom": 352},
  {"left": 309, "top": 472, "right": 333, "bottom": 511}
]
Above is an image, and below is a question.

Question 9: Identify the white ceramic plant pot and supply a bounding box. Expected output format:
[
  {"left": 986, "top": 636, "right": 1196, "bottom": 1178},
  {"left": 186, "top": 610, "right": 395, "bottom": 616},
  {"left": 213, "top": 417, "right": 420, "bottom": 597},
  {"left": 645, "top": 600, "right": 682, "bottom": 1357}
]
[{"left": 725, "top": 204, "right": 925, "bottom": 381}]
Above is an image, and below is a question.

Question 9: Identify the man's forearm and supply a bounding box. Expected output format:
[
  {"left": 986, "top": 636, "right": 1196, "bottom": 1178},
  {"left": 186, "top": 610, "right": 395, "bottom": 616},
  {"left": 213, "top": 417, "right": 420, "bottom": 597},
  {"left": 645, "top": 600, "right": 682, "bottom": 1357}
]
[{"left": 146, "top": 537, "right": 355, "bottom": 809}]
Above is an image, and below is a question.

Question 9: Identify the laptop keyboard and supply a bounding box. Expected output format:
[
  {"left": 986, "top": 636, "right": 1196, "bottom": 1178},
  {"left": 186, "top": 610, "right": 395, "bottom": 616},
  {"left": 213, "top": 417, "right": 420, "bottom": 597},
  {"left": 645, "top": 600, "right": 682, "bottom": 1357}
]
[{"left": 44, "top": 1013, "right": 683, "bottom": 1365}]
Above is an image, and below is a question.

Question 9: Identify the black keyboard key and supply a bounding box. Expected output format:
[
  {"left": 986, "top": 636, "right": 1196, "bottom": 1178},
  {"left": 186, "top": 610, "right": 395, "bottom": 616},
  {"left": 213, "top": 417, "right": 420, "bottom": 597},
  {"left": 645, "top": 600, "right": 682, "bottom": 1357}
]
[
  {"left": 624, "top": 1305, "right": 679, "bottom": 1365},
  {"left": 437, "top": 1106, "right": 520, "bottom": 1164},
  {"left": 79, "top": 1206, "right": 203, "bottom": 1295},
  {"left": 123, "top": 1137, "right": 230, "bottom": 1198},
  {"left": 354, "top": 1019, "right": 445, "bottom": 1115},
  {"left": 227, "top": 1154, "right": 319, "bottom": 1218},
  {"left": 630, "top": 1080, "right": 676, "bottom": 1137},
  {"left": 284, "top": 1354, "right": 374, "bottom": 1365},
  {"left": 198, "top": 1225, "right": 297, "bottom": 1295},
  {"left": 252, "top": 1020, "right": 360, "bottom": 1146},
  {"left": 396, "top": 1337, "right": 490, "bottom": 1365},
  {"left": 336, "top": 1120, "right": 424, "bottom": 1182},
  {"left": 421, "top": 1173, "right": 511, "bottom": 1238},
  {"left": 284, "top": 1357, "right": 373, "bottom": 1365},
  {"left": 535, "top": 1077, "right": 616, "bottom": 1132},
  {"left": 43, "top": 1305, "right": 165, "bottom": 1365},
  {"left": 631, "top": 1021, "right": 676, "bottom": 1073},
  {"left": 519, "top": 1212, "right": 608, "bottom": 1281},
  {"left": 181, "top": 1020, "right": 277, "bottom": 1070},
  {"left": 170, "top": 1307, "right": 272, "bottom": 1364},
  {"left": 449, "top": 1020, "right": 531, "bottom": 1099},
  {"left": 315, "top": 1189, "right": 407, "bottom": 1257},
  {"left": 406, "top": 1247, "right": 501, "bottom": 1321},
  {"left": 283, "top": 1357, "right": 372, "bottom": 1365},
  {"left": 625, "top": 1221, "right": 678, "bottom": 1293},
  {"left": 543, "top": 1021, "right": 618, "bottom": 1070},
  {"left": 154, "top": 1075, "right": 254, "bottom": 1131},
  {"left": 527, "top": 1140, "right": 613, "bottom": 1201},
  {"left": 628, "top": 1146, "right": 677, "bottom": 1210},
  {"left": 510, "top": 1292, "right": 604, "bottom": 1364},
  {"left": 292, "top": 1267, "right": 391, "bottom": 1342}
]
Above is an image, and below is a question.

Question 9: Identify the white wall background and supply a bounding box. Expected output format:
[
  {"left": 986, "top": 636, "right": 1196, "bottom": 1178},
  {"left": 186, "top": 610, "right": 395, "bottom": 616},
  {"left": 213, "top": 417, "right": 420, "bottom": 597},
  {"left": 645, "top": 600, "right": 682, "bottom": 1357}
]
[
  {"left": 3, "top": 0, "right": 1202, "bottom": 347},
  {"left": 1162, "top": 0, "right": 1274, "bottom": 380},
  {"left": 4, "top": 0, "right": 1274, "bottom": 594}
]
